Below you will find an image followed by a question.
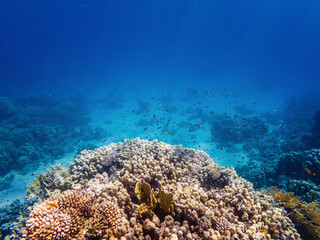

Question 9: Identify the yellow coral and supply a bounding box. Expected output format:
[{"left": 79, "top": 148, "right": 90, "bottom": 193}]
[
  {"left": 138, "top": 204, "right": 155, "bottom": 219},
  {"left": 135, "top": 181, "right": 157, "bottom": 209},
  {"left": 159, "top": 190, "right": 174, "bottom": 214}
]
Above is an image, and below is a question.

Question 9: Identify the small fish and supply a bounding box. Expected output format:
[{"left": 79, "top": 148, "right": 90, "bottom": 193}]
[
  {"left": 277, "top": 192, "right": 285, "bottom": 197},
  {"left": 259, "top": 230, "right": 267, "bottom": 233},
  {"left": 205, "top": 91, "right": 212, "bottom": 96},
  {"left": 269, "top": 227, "right": 276, "bottom": 231},
  {"left": 163, "top": 131, "right": 168, "bottom": 134},
  {"left": 310, "top": 191, "right": 316, "bottom": 195},
  {"left": 304, "top": 167, "right": 311, "bottom": 175},
  {"left": 46, "top": 202, "right": 58, "bottom": 208}
]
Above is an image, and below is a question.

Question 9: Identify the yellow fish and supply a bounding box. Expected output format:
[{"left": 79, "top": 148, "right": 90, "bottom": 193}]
[{"left": 46, "top": 202, "right": 58, "bottom": 208}]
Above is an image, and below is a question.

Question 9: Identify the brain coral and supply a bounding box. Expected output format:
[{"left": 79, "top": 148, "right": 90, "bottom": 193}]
[{"left": 20, "top": 138, "right": 301, "bottom": 240}]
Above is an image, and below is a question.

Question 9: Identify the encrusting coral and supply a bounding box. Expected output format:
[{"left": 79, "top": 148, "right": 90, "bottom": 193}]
[{"left": 17, "top": 138, "right": 302, "bottom": 239}]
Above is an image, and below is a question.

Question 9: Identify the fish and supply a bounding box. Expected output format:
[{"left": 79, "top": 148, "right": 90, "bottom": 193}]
[
  {"left": 163, "top": 131, "right": 168, "bottom": 134},
  {"left": 204, "top": 91, "right": 212, "bottom": 96},
  {"left": 46, "top": 202, "right": 58, "bottom": 208},
  {"left": 259, "top": 230, "right": 267, "bottom": 233},
  {"left": 277, "top": 192, "right": 285, "bottom": 197},
  {"left": 304, "top": 168, "right": 311, "bottom": 175},
  {"left": 269, "top": 227, "right": 276, "bottom": 231}
]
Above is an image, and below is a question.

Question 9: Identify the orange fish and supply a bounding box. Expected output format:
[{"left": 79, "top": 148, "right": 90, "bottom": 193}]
[
  {"left": 259, "top": 230, "right": 267, "bottom": 233},
  {"left": 277, "top": 192, "right": 285, "bottom": 197},
  {"left": 163, "top": 131, "right": 168, "bottom": 134},
  {"left": 269, "top": 227, "right": 276, "bottom": 231},
  {"left": 305, "top": 167, "right": 311, "bottom": 174},
  {"left": 46, "top": 202, "right": 58, "bottom": 208}
]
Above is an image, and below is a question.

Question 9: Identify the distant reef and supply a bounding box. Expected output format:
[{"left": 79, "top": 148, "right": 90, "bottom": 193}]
[
  {"left": 203, "top": 94, "right": 320, "bottom": 203},
  {"left": 0, "top": 95, "right": 107, "bottom": 190}
]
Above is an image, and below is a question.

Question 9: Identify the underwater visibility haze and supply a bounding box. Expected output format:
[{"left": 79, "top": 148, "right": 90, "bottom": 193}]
[{"left": 0, "top": 1, "right": 320, "bottom": 239}]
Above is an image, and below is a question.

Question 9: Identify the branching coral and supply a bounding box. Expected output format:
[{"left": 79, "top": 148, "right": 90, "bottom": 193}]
[
  {"left": 23, "top": 189, "right": 121, "bottom": 239},
  {"left": 26, "top": 165, "right": 71, "bottom": 201},
  {"left": 268, "top": 187, "right": 320, "bottom": 240}
]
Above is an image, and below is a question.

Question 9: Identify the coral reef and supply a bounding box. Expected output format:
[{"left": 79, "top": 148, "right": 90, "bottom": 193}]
[
  {"left": 219, "top": 95, "right": 320, "bottom": 198},
  {"left": 210, "top": 114, "right": 268, "bottom": 148},
  {"left": 0, "top": 97, "right": 17, "bottom": 121},
  {"left": 0, "top": 174, "right": 14, "bottom": 191},
  {"left": 307, "top": 110, "right": 320, "bottom": 148},
  {"left": 6, "top": 138, "right": 302, "bottom": 239},
  {"left": 268, "top": 188, "right": 320, "bottom": 240},
  {"left": 0, "top": 199, "right": 29, "bottom": 239},
  {"left": 277, "top": 149, "right": 320, "bottom": 185},
  {"left": 26, "top": 165, "right": 72, "bottom": 201},
  {"left": 275, "top": 149, "right": 320, "bottom": 202},
  {"left": 159, "top": 190, "right": 174, "bottom": 214},
  {"left": 237, "top": 147, "right": 320, "bottom": 203},
  {"left": 0, "top": 95, "right": 107, "bottom": 189},
  {"left": 23, "top": 188, "right": 121, "bottom": 239}
]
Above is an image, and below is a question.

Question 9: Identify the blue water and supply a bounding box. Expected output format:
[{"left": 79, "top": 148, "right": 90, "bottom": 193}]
[
  {"left": 0, "top": 1, "right": 320, "bottom": 238},
  {"left": 1, "top": 0, "right": 320, "bottom": 97}
]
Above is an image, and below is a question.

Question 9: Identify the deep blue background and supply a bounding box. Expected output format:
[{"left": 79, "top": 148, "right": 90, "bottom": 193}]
[{"left": 1, "top": 0, "right": 320, "bottom": 97}]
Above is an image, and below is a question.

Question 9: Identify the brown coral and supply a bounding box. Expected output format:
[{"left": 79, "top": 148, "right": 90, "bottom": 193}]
[{"left": 23, "top": 190, "right": 121, "bottom": 240}]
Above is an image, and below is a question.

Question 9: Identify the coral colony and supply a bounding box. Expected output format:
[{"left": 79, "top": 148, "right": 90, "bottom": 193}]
[{"left": 6, "top": 138, "right": 304, "bottom": 239}]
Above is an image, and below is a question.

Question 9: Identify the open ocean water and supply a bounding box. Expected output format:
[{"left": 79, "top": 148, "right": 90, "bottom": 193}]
[{"left": 0, "top": 1, "right": 320, "bottom": 239}]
